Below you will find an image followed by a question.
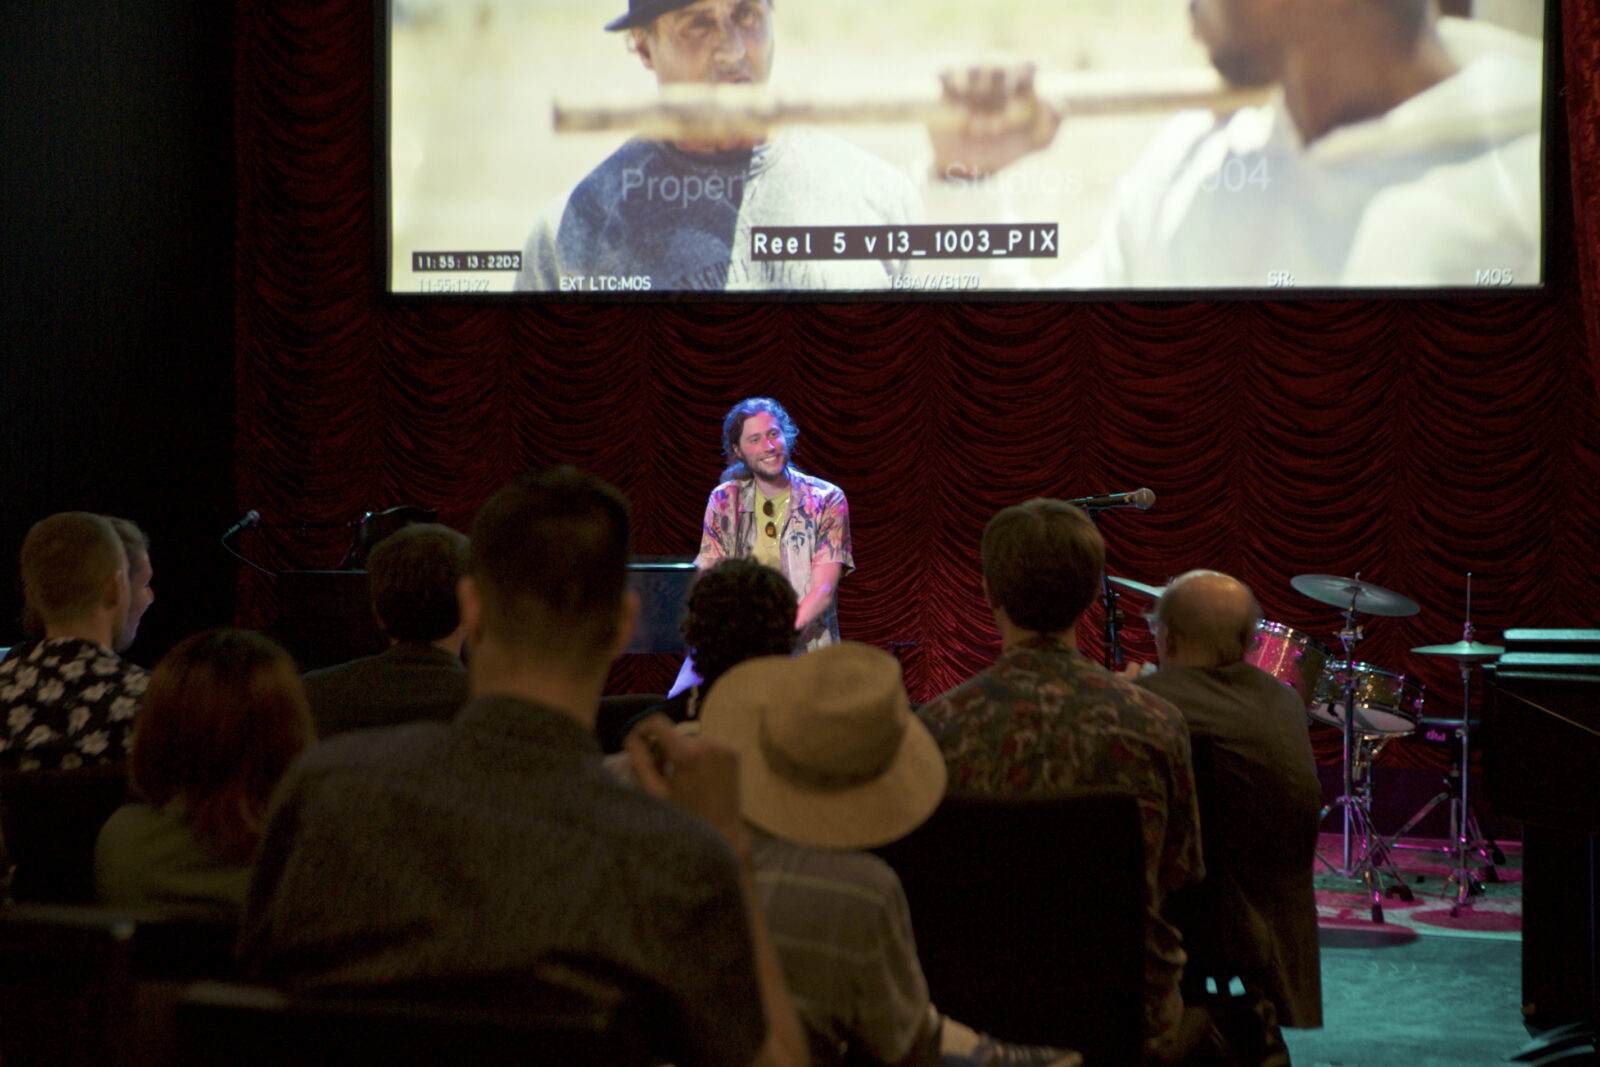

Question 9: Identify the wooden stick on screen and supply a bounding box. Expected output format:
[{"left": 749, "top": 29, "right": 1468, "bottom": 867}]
[{"left": 553, "top": 69, "right": 1271, "bottom": 139}]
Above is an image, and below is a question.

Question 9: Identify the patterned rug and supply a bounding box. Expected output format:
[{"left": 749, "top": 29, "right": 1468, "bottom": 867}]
[{"left": 1312, "top": 832, "right": 1522, "bottom": 940}]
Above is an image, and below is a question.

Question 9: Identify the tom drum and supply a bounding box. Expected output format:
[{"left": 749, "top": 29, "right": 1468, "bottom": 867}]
[
  {"left": 1308, "top": 661, "right": 1425, "bottom": 737},
  {"left": 1245, "top": 621, "right": 1328, "bottom": 711}
]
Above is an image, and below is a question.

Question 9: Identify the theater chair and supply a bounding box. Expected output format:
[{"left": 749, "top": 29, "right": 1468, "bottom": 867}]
[
  {"left": 0, "top": 902, "right": 242, "bottom": 1067},
  {"left": 0, "top": 761, "right": 131, "bottom": 903},
  {"left": 595, "top": 693, "right": 667, "bottom": 753},
  {"left": 874, "top": 788, "right": 1146, "bottom": 1067},
  {"left": 172, "top": 958, "right": 674, "bottom": 1067}
]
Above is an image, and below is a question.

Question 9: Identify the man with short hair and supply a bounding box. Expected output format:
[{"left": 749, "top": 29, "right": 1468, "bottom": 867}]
[
  {"left": 1, "top": 513, "right": 150, "bottom": 771},
  {"left": 515, "top": 0, "right": 921, "bottom": 292},
  {"left": 15, "top": 516, "right": 154, "bottom": 654},
  {"left": 1136, "top": 570, "right": 1323, "bottom": 1036},
  {"left": 302, "top": 522, "right": 471, "bottom": 736},
  {"left": 107, "top": 517, "right": 155, "bottom": 654},
  {"left": 239, "top": 467, "right": 806, "bottom": 1067},
  {"left": 917, "top": 499, "right": 1201, "bottom": 1052}
]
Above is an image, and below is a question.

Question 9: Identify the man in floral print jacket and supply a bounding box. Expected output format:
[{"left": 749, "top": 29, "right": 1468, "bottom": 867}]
[
  {"left": 917, "top": 498, "right": 1202, "bottom": 1058},
  {"left": 1, "top": 513, "right": 149, "bottom": 772},
  {"left": 695, "top": 397, "right": 852, "bottom": 652}
]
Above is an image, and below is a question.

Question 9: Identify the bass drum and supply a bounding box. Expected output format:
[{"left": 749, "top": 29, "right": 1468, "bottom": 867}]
[
  {"left": 1245, "top": 621, "right": 1328, "bottom": 711},
  {"left": 1309, "top": 661, "right": 1425, "bottom": 737}
]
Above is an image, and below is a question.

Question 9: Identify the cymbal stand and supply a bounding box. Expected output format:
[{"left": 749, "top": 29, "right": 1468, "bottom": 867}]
[
  {"left": 1317, "top": 594, "right": 1413, "bottom": 922},
  {"left": 1097, "top": 570, "right": 1126, "bottom": 672},
  {"left": 1387, "top": 577, "right": 1506, "bottom": 915}
]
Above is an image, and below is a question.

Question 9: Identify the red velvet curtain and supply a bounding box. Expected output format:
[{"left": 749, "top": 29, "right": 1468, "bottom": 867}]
[{"left": 235, "top": 0, "right": 1600, "bottom": 771}]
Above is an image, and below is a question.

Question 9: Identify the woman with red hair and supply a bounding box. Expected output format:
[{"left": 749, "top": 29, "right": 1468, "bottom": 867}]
[{"left": 95, "top": 628, "right": 315, "bottom": 911}]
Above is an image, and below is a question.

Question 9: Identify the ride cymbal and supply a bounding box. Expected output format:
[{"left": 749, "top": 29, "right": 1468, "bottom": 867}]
[{"left": 1291, "top": 574, "right": 1420, "bottom": 617}]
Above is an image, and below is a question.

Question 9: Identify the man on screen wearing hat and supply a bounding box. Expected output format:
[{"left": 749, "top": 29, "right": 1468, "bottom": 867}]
[
  {"left": 683, "top": 640, "right": 1080, "bottom": 1067},
  {"left": 513, "top": 0, "right": 921, "bottom": 293}
]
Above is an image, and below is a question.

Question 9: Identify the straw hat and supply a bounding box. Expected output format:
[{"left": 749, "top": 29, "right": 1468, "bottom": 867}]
[{"left": 698, "top": 642, "right": 947, "bottom": 850}]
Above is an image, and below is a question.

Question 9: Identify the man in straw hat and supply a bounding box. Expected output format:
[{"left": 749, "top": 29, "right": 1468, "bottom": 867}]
[
  {"left": 690, "top": 639, "right": 1080, "bottom": 1067},
  {"left": 917, "top": 499, "right": 1202, "bottom": 1059}
]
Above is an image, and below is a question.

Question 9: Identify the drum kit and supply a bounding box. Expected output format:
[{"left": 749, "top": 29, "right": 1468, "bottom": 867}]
[{"left": 1108, "top": 569, "right": 1506, "bottom": 923}]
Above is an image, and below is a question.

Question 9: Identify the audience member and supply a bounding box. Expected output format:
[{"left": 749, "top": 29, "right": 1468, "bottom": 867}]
[
  {"left": 634, "top": 558, "right": 797, "bottom": 734},
  {"left": 917, "top": 499, "right": 1202, "bottom": 1056},
  {"left": 1, "top": 513, "right": 150, "bottom": 771},
  {"left": 302, "top": 522, "right": 471, "bottom": 736},
  {"left": 238, "top": 466, "right": 806, "bottom": 1067},
  {"left": 1136, "top": 571, "right": 1323, "bottom": 1040},
  {"left": 107, "top": 516, "right": 156, "bottom": 654},
  {"left": 12, "top": 515, "right": 153, "bottom": 653},
  {"left": 95, "top": 628, "right": 315, "bottom": 912},
  {"left": 695, "top": 640, "right": 1080, "bottom": 1067}
]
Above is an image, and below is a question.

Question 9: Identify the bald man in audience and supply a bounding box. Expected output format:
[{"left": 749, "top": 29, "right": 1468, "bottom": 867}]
[
  {"left": 1136, "top": 571, "right": 1323, "bottom": 1039},
  {"left": 1, "top": 513, "right": 150, "bottom": 771}
]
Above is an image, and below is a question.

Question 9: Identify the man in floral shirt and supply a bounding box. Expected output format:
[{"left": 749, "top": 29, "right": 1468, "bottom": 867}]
[
  {"left": 695, "top": 397, "right": 852, "bottom": 651},
  {"left": 1, "top": 513, "right": 149, "bottom": 771},
  {"left": 918, "top": 499, "right": 1202, "bottom": 1054}
]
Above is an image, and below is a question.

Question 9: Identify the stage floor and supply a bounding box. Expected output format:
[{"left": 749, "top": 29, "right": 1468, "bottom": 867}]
[{"left": 1285, "top": 834, "right": 1530, "bottom": 1066}]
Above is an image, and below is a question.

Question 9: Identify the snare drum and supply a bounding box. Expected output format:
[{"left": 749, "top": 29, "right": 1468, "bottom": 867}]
[
  {"left": 1246, "top": 621, "right": 1328, "bottom": 711},
  {"left": 1308, "top": 662, "right": 1425, "bottom": 736}
]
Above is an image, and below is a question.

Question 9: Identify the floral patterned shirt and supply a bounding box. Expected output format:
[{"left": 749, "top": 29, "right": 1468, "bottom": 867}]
[
  {"left": 695, "top": 470, "right": 854, "bottom": 650},
  {"left": 1, "top": 638, "right": 148, "bottom": 771},
  {"left": 917, "top": 634, "right": 1203, "bottom": 1040}
]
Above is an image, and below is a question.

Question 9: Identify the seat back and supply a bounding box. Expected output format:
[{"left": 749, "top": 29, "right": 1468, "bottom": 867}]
[
  {"left": 0, "top": 903, "right": 242, "bottom": 1067},
  {"left": 595, "top": 693, "right": 667, "bottom": 753},
  {"left": 874, "top": 788, "right": 1146, "bottom": 1066},
  {"left": 1, "top": 761, "right": 131, "bottom": 902},
  {"left": 173, "top": 958, "right": 673, "bottom": 1067}
]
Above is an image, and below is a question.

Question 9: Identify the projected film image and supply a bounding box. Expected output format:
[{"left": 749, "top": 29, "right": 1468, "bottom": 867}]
[{"left": 386, "top": 0, "right": 1547, "bottom": 297}]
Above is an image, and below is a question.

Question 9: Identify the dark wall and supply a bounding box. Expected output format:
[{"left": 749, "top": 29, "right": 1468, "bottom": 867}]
[{"left": 0, "top": 1, "right": 237, "bottom": 665}]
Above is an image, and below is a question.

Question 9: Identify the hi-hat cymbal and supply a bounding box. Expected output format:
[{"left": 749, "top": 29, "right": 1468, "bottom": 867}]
[
  {"left": 1107, "top": 575, "right": 1165, "bottom": 600},
  {"left": 1291, "top": 574, "right": 1420, "bottom": 617},
  {"left": 1410, "top": 640, "right": 1506, "bottom": 660}
]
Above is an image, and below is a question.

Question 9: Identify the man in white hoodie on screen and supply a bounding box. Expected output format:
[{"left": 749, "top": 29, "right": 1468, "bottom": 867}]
[{"left": 934, "top": 1, "right": 1543, "bottom": 290}]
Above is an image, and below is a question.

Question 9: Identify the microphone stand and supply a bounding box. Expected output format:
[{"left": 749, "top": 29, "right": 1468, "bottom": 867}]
[
  {"left": 221, "top": 516, "right": 366, "bottom": 578},
  {"left": 1088, "top": 511, "right": 1124, "bottom": 671}
]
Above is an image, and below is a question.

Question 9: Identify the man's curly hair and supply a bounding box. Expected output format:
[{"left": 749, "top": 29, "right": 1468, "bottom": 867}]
[{"left": 684, "top": 558, "right": 798, "bottom": 685}]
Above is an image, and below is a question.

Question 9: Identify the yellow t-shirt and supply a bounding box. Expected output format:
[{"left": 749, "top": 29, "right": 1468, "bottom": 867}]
[{"left": 750, "top": 489, "right": 789, "bottom": 570}]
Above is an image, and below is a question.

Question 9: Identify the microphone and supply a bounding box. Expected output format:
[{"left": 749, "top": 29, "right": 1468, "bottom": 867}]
[
  {"left": 1066, "top": 488, "right": 1155, "bottom": 511},
  {"left": 222, "top": 509, "right": 262, "bottom": 540}
]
